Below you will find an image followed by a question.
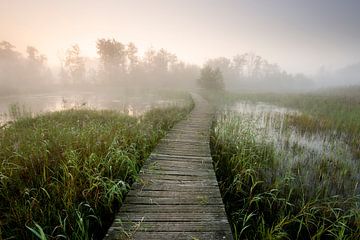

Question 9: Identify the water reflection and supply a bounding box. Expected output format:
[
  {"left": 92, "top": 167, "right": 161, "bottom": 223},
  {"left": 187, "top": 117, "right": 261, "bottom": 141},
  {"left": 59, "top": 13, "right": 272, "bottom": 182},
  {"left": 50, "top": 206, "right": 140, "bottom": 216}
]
[
  {"left": 230, "top": 101, "right": 353, "bottom": 160},
  {"left": 0, "top": 91, "right": 185, "bottom": 124},
  {"left": 227, "top": 101, "right": 359, "bottom": 195}
]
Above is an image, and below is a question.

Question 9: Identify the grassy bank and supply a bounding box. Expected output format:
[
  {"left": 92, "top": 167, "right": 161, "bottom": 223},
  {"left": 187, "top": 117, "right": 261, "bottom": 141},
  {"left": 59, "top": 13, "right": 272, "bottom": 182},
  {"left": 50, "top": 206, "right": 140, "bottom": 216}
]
[
  {"left": 0, "top": 96, "right": 193, "bottom": 239},
  {"left": 207, "top": 88, "right": 360, "bottom": 239}
]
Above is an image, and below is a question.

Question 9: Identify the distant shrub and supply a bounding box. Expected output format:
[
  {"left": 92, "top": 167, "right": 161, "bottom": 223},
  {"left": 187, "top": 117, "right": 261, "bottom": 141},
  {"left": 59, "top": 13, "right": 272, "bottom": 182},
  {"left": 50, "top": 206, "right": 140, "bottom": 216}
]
[{"left": 197, "top": 65, "right": 225, "bottom": 91}]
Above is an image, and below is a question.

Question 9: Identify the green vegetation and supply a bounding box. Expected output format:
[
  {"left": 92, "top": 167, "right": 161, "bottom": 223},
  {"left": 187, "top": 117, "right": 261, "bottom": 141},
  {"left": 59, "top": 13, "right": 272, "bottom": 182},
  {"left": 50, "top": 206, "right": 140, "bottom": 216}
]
[
  {"left": 0, "top": 97, "right": 193, "bottom": 239},
  {"left": 197, "top": 65, "right": 224, "bottom": 91},
  {"left": 208, "top": 88, "right": 360, "bottom": 239},
  {"left": 209, "top": 86, "right": 360, "bottom": 158}
]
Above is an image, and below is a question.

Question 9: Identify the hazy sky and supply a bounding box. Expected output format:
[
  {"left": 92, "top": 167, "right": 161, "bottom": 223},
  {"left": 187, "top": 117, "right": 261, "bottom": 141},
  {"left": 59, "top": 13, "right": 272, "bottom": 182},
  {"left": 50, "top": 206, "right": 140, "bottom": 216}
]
[{"left": 1, "top": 0, "right": 359, "bottom": 74}]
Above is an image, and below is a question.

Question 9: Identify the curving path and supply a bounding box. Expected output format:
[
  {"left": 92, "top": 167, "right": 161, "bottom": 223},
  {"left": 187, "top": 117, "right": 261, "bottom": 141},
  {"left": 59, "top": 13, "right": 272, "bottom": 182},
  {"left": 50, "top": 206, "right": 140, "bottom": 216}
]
[{"left": 105, "top": 94, "right": 233, "bottom": 240}]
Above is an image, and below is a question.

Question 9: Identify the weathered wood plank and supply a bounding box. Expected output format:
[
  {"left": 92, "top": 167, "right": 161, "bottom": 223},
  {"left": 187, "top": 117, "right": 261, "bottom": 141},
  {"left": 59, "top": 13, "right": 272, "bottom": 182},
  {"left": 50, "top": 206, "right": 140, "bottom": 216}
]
[
  {"left": 152, "top": 151, "right": 210, "bottom": 157},
  {"left": 136, "top": 178, "right": 219, "bottom": 185},
  {"left": 139, "top": 170, "right": 216, "bottom": 177},
  {"left": 131, "top": 231, "right": 231, "bottom": 240},
  {"left": 123, "top": 196, "right": 223, "bottom": 205},
  {"left": 127, "top": 190, "right": 221, "bottom": 198},
  {"left": 106, "top": 231, "right": 231, "bottom": 240},
  {"left": 118, "top": 213, "right": 227, "bottom": 222},
  {"left": 155, "top": 145, "right": 210, "bottom": 150},
  {"left": 139, "top": 173, "right": 211, "bottom": 181},
  {"left": 131, "top": 184, "right": 220, "bottom": 192},
  {"left": 143, "top": 160, "right": 214, "bottom": 169},
  {"left": 121, "top": 204, "right": 227, "bottom": 213},
  {"left": 150, "top": 153, "right": 212, "bottom": 160},
  {"left": 161, "top": 139, "right": 207, "bottom": 144},
  {"left": 118, "top": 213, "right": 228, "bottom": 223},
  {"left": 110, "top": 221, "right": 231, "bottom": 232},
  {"left": 140, "top": 165, "right": 213, "bottom": 173}
]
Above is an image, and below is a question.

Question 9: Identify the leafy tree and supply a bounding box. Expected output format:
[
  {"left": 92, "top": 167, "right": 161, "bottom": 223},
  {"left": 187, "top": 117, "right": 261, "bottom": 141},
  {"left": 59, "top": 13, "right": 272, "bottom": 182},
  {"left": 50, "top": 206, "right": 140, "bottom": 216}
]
[
  {"left": 143, "top": 48, "right": 177, "bottom": 73},
  {"left": 63, "top": 44, "right": 85, "bottom": 85},
  {"left": 154, "top": 48, "right": 177, "bottom": 72},
  {"left": 27, "top": 46, "right": 47, "bottom": 64},
  {"left": 0, "top": 42, "right": 52, "bottom": 95},
  {"left": 205, "top": 57, "right": 237, "bottom": 89},
  {"left": 96, "top": 38, "right": 126, "bottom": 83},
  {"left": 126, "top": 42, "right": 138, "bottom": 73},
  {"left": 0, "top": 41, "right": 20, "bottom": 60},
  {"left": 0, "top": 41, "right": 21, "bottom": 94},
  {"left": 26, "top": 46, "right": 51, "bottom": 85},
  {"left": 198, "top": 65, "right": 224, "bottom": 90}
]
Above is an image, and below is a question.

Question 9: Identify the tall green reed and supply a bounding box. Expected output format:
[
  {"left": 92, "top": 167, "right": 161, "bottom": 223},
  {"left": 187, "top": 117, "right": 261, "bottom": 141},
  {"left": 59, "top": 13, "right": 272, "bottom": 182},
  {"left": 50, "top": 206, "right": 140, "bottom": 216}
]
[
  {"left": 211, "top": 112, "right": 359, "bottom": 239},
  {"left": 0, "top": 96, "right": 193, "bottom": 239}
]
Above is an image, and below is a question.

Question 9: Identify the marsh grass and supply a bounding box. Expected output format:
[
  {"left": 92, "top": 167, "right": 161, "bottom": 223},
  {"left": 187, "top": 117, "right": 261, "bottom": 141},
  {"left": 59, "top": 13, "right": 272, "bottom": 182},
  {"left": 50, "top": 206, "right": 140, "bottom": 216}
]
[
  {"left": 208, "top": 87, "right": 360, "bottom": 239},
  {"left": 8, "top": 103, "right": 32, "bottom": 120},
  {"left": 211, "top": 114, "right": 359, "bottom": 239},
  {"left": 216, "top": 87, "right": 360, "bottom": 158},
  {"left": 0, "top": 97, "right": 193, "bottom": 239}
]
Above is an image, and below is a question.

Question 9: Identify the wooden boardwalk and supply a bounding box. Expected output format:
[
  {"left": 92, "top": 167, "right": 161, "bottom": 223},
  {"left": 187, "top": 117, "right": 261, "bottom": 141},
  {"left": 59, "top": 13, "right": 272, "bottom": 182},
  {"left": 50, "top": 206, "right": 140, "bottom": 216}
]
[{"left": 105, "top": 94, "right": 233, "bottom": 240}]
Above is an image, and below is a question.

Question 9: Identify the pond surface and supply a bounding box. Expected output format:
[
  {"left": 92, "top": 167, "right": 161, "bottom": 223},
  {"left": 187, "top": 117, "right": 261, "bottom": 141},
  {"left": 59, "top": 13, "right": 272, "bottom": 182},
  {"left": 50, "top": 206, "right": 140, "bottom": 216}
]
[{"left": 0, "top": 91, "right": 186, "bottom": 125}]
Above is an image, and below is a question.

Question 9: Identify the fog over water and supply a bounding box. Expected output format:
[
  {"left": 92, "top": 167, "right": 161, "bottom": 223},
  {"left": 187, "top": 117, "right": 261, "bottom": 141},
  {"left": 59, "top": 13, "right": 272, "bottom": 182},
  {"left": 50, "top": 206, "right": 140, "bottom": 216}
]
[
  {"left": 0, "top": 0, "right": 359, "bottom": 97},
  {"left": 0, "top": 2, "right": 359, "bottom": 239}
]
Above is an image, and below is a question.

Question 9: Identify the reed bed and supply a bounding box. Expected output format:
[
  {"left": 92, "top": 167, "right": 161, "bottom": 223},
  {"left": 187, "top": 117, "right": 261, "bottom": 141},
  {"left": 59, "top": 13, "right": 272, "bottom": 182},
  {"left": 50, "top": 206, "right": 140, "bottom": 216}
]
[
  {"left": 209, "top": 88, "right": 360, "bottom": 239},
  {"left": 0, "top": 96, "right": 193, "bottom": 239},
  {"left": 216, "top": 87, "right": 360, "bottom": 158}
]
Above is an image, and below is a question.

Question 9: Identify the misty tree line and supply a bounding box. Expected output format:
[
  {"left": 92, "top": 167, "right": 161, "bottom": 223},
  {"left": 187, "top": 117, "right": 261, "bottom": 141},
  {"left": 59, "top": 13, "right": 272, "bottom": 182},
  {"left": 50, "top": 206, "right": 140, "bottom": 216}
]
[
  {"left": 59, "top": 39, "right": 199, "bottom": 89},
  {"left": 0, "top": 41, "right": 52, "bottom": 95},
  {"left": 0, "top": 39, "right": 316, "bottom": 95},
  {"left": 0, "top": 39, "right": 199, "bottom": 95},
  {"left": 204, "top": 54, "right": 314, "bottom": 91}
]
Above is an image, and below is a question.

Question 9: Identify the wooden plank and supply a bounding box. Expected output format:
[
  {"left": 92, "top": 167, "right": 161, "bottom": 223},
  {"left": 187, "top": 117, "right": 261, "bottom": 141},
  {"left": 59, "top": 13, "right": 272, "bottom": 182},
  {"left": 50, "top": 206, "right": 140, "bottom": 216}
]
[
  {"left": 106, "top": 231, "right": 231, "bottom": 240},
  {"left": 139, "top": 173, "right": 211, "bottom": 181},
  {"left": 118, "top": 212, "right": 228, "bottom": 222},
  {"left": 155, "top": 145, "right": 210, "bottom": 150},
  {"left": 127, "top": 190, "right": 221, "bottom": 198},
  {"left": 139, "top": 170, "right": 216, "bottom": 177},
  {"left": 143, "top": 160, "right": 213, "bottom": 168},
  {"left": 136, "top": 178, "right": 219, "bottom": 185},
  {"left": 142, "top": 164, "right": 213, "bottom": 171},
  {"left": 156, "top": 146, "right": 210, "bottom": 152},
  {"left": 110, "top": 221, "right": 231, "bottom": 232},
  {"left": 121, "top": 204, "right": 227, "bottom": 213},
  {"left": 150, "top": 153, "right": 212, "bottom": 160},
  {"left": 131, "top": 231, "right": 232, "bottom": 240},
  {"left": 123, "top": 191, "right": 222, "bottom": 200},
  {"left": 123, "top": 196, "right": 223, "bottom": 205},
  {"left": 131, "top": 184, "right": 220, "bottom": 192},
  {"left": 160, "top": 139, "right": 208, "bottom": 144},
  {"left": 155, "top": 146, "right": 209, "bottom": 151},
  {"left": 147, "top": 158, "right": 213, "bottom": 165},
  {"left": 140, "top": 165, "right": 213, "bottom": 173},
  {"left": 152, "top": 151, "right": 210, "bottom": 157}
]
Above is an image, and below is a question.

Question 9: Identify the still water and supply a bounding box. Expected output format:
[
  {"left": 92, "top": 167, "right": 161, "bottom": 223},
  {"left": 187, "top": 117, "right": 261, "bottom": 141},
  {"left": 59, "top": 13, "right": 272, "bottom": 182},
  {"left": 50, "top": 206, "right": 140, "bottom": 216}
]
[
  {"left": 230, "top": 101, "right": 352, "bottom": 159},
  {"left": 227, "top": 101, "right": 359, "bottom": 195},
  {"left": 0, "top": 91, "right": 185, "bottom": 125}
]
